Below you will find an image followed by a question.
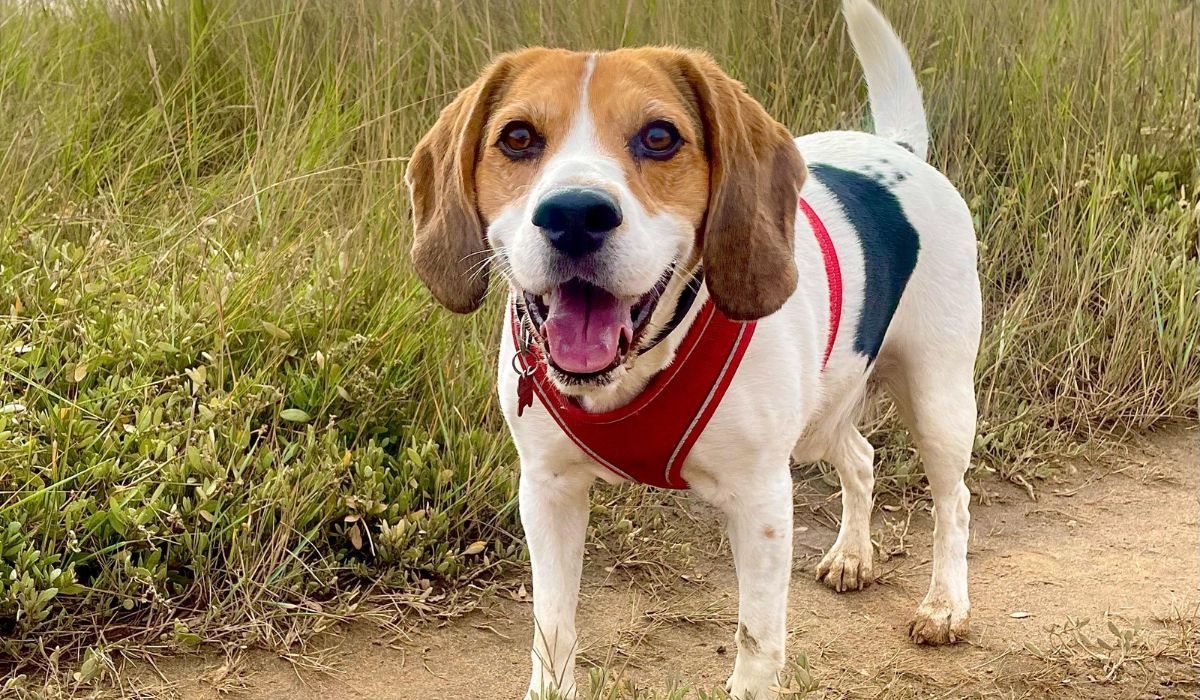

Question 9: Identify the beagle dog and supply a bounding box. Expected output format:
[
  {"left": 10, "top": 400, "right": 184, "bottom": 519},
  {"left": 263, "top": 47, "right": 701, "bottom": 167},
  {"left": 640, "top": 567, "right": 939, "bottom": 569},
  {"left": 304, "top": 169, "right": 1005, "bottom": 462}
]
[{"left": 406, "top": 1, "right": 981, "bottom": 697}]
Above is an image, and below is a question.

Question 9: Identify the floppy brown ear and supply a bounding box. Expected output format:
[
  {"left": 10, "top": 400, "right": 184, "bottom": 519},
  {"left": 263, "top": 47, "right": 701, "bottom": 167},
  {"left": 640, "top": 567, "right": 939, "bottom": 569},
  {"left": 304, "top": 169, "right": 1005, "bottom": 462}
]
[
  {"left": 676, "top": 52, "right": 806, "bottom": 321},
  {"left": 406, "top": 58, "right": 514, "bottom": 313}
]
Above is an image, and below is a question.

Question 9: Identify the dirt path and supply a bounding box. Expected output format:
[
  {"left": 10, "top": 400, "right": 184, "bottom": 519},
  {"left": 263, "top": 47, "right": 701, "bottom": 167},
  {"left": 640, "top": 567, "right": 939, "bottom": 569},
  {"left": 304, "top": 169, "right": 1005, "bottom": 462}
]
[{"left": 141, "top": 429, "right": 1198, "bottom": 699}]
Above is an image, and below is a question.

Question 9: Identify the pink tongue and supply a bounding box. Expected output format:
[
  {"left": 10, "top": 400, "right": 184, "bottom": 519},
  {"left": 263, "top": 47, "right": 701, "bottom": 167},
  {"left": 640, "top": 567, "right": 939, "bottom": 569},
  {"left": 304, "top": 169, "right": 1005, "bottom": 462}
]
[{"left": 542, "top": 280, "right": 633, "bottom": 374}]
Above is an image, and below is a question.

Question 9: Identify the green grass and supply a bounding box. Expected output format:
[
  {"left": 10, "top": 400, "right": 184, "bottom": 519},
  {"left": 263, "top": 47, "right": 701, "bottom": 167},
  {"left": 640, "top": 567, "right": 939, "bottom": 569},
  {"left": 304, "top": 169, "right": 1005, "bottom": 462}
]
[{"left": 0, "top": 0, "right": 1196, "bottom": 690}]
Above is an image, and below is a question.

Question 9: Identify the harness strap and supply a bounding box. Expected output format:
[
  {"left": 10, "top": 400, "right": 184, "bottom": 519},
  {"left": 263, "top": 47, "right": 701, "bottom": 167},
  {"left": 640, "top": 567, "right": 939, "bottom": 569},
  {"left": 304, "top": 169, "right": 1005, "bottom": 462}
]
[
  {"left": 640, "top": 269, "right": 705, "bottom": 353},
  {"left": 511, "top": 196, "right": 842, "bottom": 490},
  {"left": 800, "top": 197, "right": 842, "bottom": 367}
]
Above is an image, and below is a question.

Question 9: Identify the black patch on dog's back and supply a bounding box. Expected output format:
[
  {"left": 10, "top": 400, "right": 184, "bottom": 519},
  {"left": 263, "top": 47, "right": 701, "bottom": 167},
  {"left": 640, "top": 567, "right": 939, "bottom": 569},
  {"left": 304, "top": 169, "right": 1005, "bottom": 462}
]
[{"left": 809, "top": 163, "right": 919, "bottom": 360}]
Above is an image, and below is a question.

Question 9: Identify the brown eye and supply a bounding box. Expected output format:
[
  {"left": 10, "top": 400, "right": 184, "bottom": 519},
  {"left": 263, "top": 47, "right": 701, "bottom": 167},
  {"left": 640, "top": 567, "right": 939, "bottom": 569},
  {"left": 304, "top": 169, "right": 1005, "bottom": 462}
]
[
  {"left": 498, "top": 121, "right": 542, "bottom": 159},
  {"left": 633, "top": 120, "right": 682, "bottom": 159}
]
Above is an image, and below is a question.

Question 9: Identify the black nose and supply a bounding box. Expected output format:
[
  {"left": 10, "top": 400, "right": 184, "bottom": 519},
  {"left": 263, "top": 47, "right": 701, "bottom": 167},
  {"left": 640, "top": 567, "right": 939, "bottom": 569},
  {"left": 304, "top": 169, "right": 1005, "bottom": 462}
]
[{"left": 532, "top": 188, "right": 622, "bottom": 258}]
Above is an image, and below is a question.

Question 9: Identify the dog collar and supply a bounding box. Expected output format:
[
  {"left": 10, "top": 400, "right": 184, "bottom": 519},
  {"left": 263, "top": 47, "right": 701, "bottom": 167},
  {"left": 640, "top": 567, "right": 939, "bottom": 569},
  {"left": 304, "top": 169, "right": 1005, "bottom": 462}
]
[
  {"left": 640, "top": 268, "right": 705, "bottom": 353},
  {"left": 510, "top": 196, "right": 841, "bottom": 489}
]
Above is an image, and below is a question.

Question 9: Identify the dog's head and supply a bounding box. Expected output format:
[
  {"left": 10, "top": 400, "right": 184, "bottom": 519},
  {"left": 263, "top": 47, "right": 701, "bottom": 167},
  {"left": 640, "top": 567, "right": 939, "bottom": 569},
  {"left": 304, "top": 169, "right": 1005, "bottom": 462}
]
[{"left": 407, "top": 48, "right": 805, "bottom": 390}]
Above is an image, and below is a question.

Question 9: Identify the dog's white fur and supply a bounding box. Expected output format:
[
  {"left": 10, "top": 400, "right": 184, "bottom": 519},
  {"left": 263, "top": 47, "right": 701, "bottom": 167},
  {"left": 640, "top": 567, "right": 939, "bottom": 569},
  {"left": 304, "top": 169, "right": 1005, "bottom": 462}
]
[{"left": 482, "top": 3, "right": 980, "bottom": 698}]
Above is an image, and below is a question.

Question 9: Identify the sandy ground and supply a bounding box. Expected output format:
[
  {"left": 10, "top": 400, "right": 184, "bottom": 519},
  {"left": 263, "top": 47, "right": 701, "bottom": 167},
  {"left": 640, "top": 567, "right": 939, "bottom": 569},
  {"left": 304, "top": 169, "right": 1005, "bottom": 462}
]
[{"left": 133, "top": 428, "right": 1198, "bottom": 699}]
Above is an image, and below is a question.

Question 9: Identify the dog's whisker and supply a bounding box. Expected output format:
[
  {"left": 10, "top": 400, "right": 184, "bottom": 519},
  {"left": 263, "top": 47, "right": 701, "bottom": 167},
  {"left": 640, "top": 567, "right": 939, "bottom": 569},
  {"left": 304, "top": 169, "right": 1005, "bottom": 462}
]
[{"left": 461, "top": 247, "right": 506, "bottom": 283}]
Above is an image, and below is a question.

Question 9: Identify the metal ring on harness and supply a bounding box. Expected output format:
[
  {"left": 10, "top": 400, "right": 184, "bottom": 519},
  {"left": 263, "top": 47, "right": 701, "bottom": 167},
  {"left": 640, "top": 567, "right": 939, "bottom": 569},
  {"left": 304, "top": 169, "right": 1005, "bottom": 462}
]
[{"left": 511, "top": 351, "right": 537, "bottom": 378}]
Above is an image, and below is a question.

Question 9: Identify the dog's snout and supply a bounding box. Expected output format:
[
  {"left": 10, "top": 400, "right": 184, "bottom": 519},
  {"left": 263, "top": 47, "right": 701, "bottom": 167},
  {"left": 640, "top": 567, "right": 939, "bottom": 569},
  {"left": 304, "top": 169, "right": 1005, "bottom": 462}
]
[{"left": 532, "top": 188, "right": 622, "bottom": 258}]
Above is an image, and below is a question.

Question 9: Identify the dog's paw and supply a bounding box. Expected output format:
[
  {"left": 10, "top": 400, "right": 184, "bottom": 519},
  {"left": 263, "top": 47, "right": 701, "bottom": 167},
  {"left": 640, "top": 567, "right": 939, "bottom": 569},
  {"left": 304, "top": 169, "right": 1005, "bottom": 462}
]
[
  {"left": 815, "top": 545, "right": 875, "bottom": 592},
  {"left": 724, "top": 650, "right": 783, "bottom": 700},
  {"left": 524, "top": 678, "right": 577, "bottom": 700},
  {"left": 908, "top": 597, "right": 970, "bottom": 645},
  {"left": 725, "top": 673, "right": 778, "bottom": 700},
  {"left": 524, "top": 687, "right": 576, "bottom": 700}
]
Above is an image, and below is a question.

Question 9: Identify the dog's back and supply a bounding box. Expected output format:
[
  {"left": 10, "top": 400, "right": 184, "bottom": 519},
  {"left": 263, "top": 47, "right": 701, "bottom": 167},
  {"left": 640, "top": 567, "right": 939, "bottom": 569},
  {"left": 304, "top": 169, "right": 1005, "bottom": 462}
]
[{"left": 770, "top": 1, "right": 981, "bottom": 459}]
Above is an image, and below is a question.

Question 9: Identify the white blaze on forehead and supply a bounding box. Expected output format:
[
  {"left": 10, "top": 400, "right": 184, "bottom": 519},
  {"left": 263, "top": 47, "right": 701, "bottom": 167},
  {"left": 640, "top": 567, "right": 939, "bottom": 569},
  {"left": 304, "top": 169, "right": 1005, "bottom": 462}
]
[
  {"left": 562, "top": 53, "right": 598, "bottom": 154},
  {"left": 579, "top": 52, "right": 597, "bottom": 123},
  {"left": 537, "top": 53, "right": 624, "bottom": 191}
]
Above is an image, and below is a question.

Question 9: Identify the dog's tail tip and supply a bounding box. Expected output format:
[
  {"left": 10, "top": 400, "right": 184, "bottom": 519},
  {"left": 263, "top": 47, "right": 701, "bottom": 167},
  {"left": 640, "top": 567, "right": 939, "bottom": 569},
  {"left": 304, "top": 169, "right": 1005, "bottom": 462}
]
[{"left": 842, "top": 0, "right": 929, "bottom": 161}]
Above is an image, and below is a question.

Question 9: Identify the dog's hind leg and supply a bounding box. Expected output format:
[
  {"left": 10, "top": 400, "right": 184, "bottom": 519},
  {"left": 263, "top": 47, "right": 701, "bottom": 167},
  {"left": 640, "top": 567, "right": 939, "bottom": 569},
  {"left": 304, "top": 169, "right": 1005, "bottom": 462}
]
[
  {"left": 886, "top": 355, "right": 976, "bottom": 645},
  {"left": 815, "top": 424, "right": 877, "bottom": 592}
]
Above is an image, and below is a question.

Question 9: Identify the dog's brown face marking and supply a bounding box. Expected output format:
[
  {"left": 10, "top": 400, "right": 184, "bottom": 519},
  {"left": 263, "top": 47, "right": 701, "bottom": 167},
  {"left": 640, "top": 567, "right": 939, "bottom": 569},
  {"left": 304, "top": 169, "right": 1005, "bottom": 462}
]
[
  {"left": 408, "top": 46, "right": 804, "bottom": 331},
  {"left": 583, "top": 51, "right": 710, "bottom": 226},
  {"left": 474, "top": 50, "right": 589, "bottom": 223},
  {"left": 474, "top": 49, "right": 710, "bottom": 240}
]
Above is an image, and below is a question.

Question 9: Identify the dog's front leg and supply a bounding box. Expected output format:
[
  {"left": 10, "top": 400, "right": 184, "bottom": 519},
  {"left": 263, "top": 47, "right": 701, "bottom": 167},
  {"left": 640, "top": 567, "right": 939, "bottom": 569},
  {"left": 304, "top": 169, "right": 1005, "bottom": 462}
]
[
  {"left": 714, "top": 466, "right": 794, "bottom": 700},
  {"left": 520, "top": 462, "right": 592, "bottom": 700}
]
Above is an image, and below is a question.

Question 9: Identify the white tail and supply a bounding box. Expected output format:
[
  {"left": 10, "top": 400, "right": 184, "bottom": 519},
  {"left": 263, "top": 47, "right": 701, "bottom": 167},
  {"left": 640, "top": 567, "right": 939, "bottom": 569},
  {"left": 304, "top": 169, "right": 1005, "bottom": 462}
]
[{"left": 842, "top": 0, "right": 929, "bottom": 160}]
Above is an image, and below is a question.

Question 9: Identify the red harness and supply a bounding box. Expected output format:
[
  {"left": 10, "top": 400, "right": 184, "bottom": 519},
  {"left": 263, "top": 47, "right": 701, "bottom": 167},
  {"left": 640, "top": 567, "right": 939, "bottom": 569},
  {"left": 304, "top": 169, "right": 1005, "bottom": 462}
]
[{"left": 512, "top": 197, "right": 841, "bottom": 489}]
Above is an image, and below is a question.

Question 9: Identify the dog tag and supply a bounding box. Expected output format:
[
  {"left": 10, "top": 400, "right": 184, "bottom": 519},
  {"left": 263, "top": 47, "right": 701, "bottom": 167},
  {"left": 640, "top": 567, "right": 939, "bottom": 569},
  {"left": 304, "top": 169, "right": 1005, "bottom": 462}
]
[{"left": 517, "top": 373, "right": 533, "bottom": 417}]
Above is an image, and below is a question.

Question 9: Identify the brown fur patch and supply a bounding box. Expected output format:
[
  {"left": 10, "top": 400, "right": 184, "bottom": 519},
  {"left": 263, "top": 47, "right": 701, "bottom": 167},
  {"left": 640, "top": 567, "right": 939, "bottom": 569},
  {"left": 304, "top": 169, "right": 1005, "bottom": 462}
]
[
  {"left": 671, "top": 51, "right": 805, "bottom": 321},
  {"left": 474, "top": 50, "right": 589, "bottom": 223},
  {"left": 586, "top": 51, "right": 710, "bottom": 224},
  {"left": 406, "top": 53, "right": 524, "bottom": 313}
]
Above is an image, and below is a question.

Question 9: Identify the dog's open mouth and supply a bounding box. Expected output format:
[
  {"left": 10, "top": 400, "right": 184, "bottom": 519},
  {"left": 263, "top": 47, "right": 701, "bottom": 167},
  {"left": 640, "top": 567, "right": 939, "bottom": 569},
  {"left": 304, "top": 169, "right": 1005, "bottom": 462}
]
[{"left": 523, "top": 274, "right": 670, "bottom": 380}]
